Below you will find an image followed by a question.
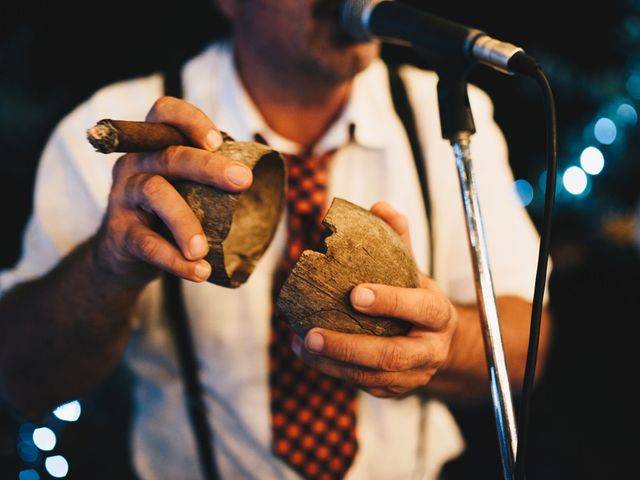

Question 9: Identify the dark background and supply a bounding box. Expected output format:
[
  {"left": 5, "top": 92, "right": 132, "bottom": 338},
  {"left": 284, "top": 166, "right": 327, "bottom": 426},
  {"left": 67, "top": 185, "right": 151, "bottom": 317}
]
[{"left": 1, "top": 0, "right": 639, "bottom": 478}]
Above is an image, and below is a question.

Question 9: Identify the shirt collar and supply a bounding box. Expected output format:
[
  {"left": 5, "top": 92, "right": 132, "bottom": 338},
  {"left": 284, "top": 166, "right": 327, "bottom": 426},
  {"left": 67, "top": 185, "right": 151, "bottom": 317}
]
[{"left": 217, "top": 41, "right": 390, "bottom": 155}]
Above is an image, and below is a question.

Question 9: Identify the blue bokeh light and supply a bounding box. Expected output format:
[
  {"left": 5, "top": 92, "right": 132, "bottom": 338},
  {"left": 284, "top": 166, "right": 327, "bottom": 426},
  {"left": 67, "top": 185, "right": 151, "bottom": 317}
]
[
  {"left": 626, "top": 72, "right": 640, "bottom": 99},
  {"left": 513, "top": 179, "right": 534, "bottom": 207},
  {"left": 594, "top": 118, "right": 617, "bottom": 144},
  {"left": 18, "top": 423, "right": 36, "bottom": 442},
  {"left": 17, "top": 442, "right": 39, "bottom": 463},
  {"left": 19, "top": 469, "right": 40, "bottom": 480},
  {"left": 616, "top": 103, "right": 638, "bottom": 125},
  {"left": 580, "top": 147, "right": 605, "bottom": 175}
]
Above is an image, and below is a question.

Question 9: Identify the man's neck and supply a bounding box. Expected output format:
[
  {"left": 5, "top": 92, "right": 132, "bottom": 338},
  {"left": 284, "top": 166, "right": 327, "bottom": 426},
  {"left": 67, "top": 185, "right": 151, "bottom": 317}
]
[{"left": 233, "top": 43, "right": 353, "bottom": 151}]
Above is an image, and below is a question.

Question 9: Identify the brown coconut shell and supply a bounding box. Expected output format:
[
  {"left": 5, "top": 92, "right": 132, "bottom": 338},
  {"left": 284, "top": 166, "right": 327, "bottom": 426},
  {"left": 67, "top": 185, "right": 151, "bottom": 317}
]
[
  {"left": 174, "top": 139, "right": 286, "bottom": 287},
  {"left": 276, "top": 197, "right": 419, "bottom": 337}
]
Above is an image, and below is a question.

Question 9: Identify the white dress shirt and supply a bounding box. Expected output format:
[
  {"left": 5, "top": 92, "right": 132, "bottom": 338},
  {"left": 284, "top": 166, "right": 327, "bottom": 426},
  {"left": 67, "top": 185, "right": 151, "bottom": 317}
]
[{"left": 1, "top": 40, "right": 545, "bottom": 479}]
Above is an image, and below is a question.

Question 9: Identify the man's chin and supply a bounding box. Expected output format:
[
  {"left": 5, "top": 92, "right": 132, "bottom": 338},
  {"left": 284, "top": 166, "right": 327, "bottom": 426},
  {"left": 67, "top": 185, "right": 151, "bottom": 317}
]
[{"left": 312, "top": 45, "right": 379, "bottom": 84}]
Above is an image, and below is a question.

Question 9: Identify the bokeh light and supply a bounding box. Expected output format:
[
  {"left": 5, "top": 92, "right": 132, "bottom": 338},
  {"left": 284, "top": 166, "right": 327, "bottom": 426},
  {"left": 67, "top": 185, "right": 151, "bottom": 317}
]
[
  {"left": 580, "top": 147, "right": 605, "bottom": 175},
  {"left": 563, "top": 167, "right": 589, "bottom": 195},
  {"left": 513, "top": 179, "right": 534, "bottom": 207},
  {"left": 594, "top": 117, "right": 617, "bottom": 144},
  {"left": 32, "top": 427, "right": 56, "bottom": 452},
  {"left": 45, "top": 456, "right": 69, "bottom": 478},
  {"left": 626, "top": 72, "right": 640, "bottom": 99},
  {"left": 18, "top": 469, "right": 40, "bottom": 480},
  {"left": 616, "top": 103, "right": 638, "bottom": 125},
  {"left": 53, "top": 400, "right": 82, "bottom": 422},
  {"left": 17, "top": 441, "right": 39, "bottom": 464}
]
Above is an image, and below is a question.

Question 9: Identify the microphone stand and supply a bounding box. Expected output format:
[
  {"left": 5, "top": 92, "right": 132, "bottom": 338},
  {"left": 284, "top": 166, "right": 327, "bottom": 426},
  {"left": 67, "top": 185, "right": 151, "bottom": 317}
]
[{"left": 435, "top": 63, "right": 518, "bottom": 480}]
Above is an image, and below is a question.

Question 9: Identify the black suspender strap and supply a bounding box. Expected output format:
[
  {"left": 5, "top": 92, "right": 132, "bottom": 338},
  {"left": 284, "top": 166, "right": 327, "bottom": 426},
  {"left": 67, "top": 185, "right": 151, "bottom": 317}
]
[
  {"left": 387, "top": 64, "right": 435, "bottom": 278},
  {"left": 162, "top": 64, "right": 220, "bottom": 480}
]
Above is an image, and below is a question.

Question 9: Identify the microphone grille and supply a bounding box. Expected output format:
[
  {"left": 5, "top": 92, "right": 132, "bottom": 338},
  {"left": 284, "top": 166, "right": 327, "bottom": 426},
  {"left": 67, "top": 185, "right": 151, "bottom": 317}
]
[{"left": 339, "top": 0, "right": 380, "bottom": 42}]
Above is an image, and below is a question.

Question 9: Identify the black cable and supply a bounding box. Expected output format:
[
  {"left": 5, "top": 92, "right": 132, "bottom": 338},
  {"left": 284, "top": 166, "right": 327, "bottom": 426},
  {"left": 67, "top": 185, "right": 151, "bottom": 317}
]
[{"left": 514, "top": 67, "right": 557, "bottom": 480}]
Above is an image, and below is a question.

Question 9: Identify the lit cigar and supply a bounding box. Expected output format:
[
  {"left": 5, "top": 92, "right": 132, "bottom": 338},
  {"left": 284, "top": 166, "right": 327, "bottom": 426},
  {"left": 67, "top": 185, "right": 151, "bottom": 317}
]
[
  {"left": 86, "top": 119, "right": 194, "bottom": 153},
  {"left": 87, "top": 119, "right": 234, "bottom": 154}
]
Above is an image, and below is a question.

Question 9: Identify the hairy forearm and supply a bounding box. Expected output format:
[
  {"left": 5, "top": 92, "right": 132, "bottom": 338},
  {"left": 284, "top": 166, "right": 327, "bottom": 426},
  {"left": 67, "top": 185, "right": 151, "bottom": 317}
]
[
  {"left": 0, "top": 237, "right": 143, "bottom": 418},
  {"left": 426, "top": 296, "right": 552, "bottom": 405}
]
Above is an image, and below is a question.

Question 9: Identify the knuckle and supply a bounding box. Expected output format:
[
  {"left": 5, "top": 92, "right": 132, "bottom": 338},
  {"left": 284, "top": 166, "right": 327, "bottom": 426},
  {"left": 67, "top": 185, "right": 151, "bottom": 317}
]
[
  {"left": 389, "top": 290, "right": 402, "bottom": 317},
  {"left": 418, "top": 295, "right": 436, "bottom": 322},
  {"left": 112, "top": 154, "right": 131, "bottom": 182},
  {"left": 135, "top": 233, "right": 160, "bottom": 261},
  {"left": 379, "top": 343, "right": 406, "bottom": 371},
  {"left": 161, "top": 145, "right": 184, "bottom": 170},
  {"left": 165, "top": 251, "right": 181, "bottom": 274},
  {"left": 150, "top": 96, "right": 175, "bottom": 117},
  {"left": 140, "top": 175, "right": 166, "bottom": 200},
  {"left": 345, "top": 366, "right": 368, "bottom": 385},
  {"left": 201, "top": 153, "right": 220, "bottom": 177},
  {"left": 432, "top": 349, "right": 448, "bottom": 370},
  {"left": 336, "top": 342, "right": 357, "bottom": 364}
]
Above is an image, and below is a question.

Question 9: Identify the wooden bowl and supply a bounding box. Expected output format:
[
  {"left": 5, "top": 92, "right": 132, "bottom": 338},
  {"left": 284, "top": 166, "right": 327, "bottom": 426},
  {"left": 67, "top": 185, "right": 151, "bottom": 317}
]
[{"left": 276, "top": 198, "right": 419, "bottom": 337}]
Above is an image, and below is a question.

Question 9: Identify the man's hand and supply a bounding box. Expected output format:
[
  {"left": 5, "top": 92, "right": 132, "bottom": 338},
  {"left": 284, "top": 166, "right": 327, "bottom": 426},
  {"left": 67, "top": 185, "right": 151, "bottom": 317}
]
[
  {"left": 292, "top": 202, "right": 458, "bottom": 398},
  {"left": 94, "top": 97, "right": 253, "bottom": 285}
]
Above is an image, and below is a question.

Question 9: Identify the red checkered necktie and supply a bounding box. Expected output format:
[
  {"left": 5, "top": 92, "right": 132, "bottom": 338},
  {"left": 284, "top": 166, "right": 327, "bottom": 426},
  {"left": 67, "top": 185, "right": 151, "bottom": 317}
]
[{"left": 270, "top": 149, "right": 358, "bottom": 480}]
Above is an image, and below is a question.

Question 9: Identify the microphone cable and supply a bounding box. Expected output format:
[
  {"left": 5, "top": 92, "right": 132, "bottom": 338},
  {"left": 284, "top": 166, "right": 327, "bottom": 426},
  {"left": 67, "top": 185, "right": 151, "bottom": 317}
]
[{"left": 514, "top": 65, "right": 557, "bottom": 480}]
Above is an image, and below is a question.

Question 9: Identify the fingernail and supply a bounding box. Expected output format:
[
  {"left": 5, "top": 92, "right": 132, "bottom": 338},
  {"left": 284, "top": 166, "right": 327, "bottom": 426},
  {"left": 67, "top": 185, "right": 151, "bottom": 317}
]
[
  {"left": 353, "top": 287, "right": 375, "bottom": 307},
  {"left": 189, "top": 234, "right": 208, "bottom": 258},
  {"left": 206, "top": 130, "right": 223, "bottom": 150},
  {"left": 194, "top": 261, "right": 211, "bottom": 280},
  {"left": 306, "top": 332, "right": 324, "bottom": 353},
  {"left": 225, "top": 164, "right": 252, "bottom": 187}
]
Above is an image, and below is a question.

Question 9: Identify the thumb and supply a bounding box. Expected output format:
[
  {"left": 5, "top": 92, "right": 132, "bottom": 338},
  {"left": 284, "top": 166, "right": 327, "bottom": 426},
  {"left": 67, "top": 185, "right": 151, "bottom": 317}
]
[{"left": 370, "top": 201, "right": 414, "bottom": 257}]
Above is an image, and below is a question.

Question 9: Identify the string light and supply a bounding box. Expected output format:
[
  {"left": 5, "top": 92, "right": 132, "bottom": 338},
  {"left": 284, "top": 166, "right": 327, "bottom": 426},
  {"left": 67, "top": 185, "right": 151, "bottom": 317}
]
[
  {"left": 616, "top": 103, "right": 638, "bottom": 125},
  {"left": 513, "top": 179, "right": 534, "bottom": 207},
  {"left": 18, "top": 470, "right": 40, "bottom": 480},
  {"left": 17, "top": 441, "right": 39, "bottom": 464},
  {"left": 580, "top": 147, "right": 605, "bottom": 175},
  {"left": 53, "top": 400, "right": 82, "bottom": 422},
  {"left": 594, "top": 117, "right": 617, "bottom": 144},
  {"left": 32, "top": 427, "right": 56, "bottom": 452},
  {"left": 563, "top": 167, "right": 589, "bottom": 195},
  {"left": 45, "top": 455, "right": 69, "bottom": 478}
]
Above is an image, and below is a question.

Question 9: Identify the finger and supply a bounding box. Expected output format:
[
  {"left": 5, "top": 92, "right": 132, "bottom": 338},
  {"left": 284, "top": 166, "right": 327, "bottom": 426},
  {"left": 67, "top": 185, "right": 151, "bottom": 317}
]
[
  {"left": 120, "top": 146, "right": 252, "bottom": 192},
  {"left": 301, "top": 328, "right": 444, "bottom": 371},
  {"left": 350, "top": 283, "right": 453, "bottom": 331},
  {"left": 124, "top": 222, "right": 211, "bottom": 282},
  {"left": 146, "top": 96, "right": 224, "bottom": 151},
  {"left": 125, "top": 174, "right": 209, "bottom": 261},
  {"left": 292, "top": 337, "right": 431, "bottom": 390},
  {"left": 370, "top": 201, "right": 413, "bottom": 255}
]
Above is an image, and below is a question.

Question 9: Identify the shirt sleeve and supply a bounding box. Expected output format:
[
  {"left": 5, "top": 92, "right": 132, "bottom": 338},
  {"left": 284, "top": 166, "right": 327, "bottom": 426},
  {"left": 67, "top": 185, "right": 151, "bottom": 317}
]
[
  {"left": 460, "top": 85, "right": 550, "bottom": 304},
  {"left": 403, "top": 66, "right": 550, "bottom": 305},
  {"left": 0, "top": 73, "right": 163, "bottom": 297}
]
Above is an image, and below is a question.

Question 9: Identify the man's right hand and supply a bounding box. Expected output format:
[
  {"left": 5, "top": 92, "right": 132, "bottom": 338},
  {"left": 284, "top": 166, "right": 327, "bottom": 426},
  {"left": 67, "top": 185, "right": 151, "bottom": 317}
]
[{"left": 93, "top": 96, "right": 253, "bottom": 285}]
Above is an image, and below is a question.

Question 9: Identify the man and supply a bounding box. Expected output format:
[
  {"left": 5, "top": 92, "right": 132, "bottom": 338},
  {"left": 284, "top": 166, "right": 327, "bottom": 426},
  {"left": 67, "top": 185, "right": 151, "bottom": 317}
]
[{"left": 0, "top": 1, "right": 551, "bottom": 478}]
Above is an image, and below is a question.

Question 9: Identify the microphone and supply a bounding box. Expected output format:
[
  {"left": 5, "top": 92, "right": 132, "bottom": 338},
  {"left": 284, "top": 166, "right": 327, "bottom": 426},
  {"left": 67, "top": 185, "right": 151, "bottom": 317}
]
[{"left": 339, "top": 0, "right": 539, "bottom": 76}]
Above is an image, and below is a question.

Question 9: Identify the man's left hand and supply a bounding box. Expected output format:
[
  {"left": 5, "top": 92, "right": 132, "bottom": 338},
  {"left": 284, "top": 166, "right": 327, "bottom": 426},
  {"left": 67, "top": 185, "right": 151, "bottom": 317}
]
[{"left": 291, "top": 202, "right": 459, "bottom": 398}]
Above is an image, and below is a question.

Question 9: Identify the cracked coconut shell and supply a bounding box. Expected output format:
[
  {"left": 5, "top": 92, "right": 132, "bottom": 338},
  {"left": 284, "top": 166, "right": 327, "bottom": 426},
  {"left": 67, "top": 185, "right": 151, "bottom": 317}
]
[
  {"left": 174, "top": 139, "right": 286, "bottom": 287},
  {"left": 276, "top": 197, "right": 420, "bottom": 337}
]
